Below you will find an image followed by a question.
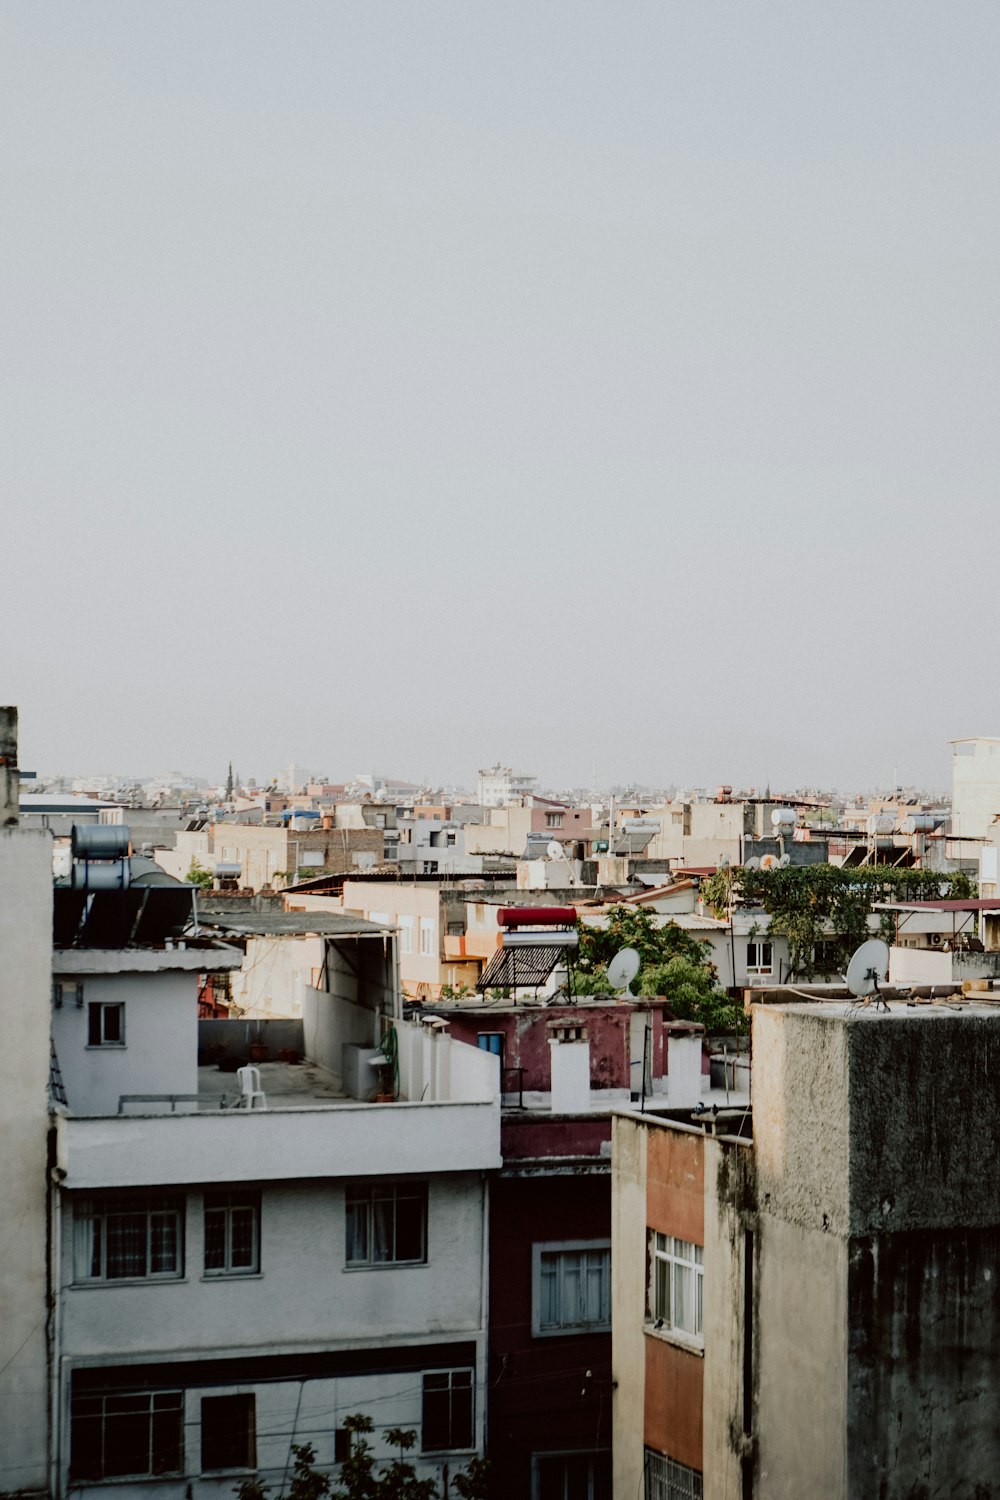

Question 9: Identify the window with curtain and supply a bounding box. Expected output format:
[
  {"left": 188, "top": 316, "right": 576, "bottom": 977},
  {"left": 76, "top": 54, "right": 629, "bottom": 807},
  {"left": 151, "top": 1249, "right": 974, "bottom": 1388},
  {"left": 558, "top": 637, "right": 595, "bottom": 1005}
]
[
  {"left": 533, "top": 1242, "right": 611, "bottom": 1335},
  {"left": 74, "top": 1194, "right": 183, "bottom": 1282},
  {"left": 345, "top": 1181, "right": 427, "bottom": 1267}
]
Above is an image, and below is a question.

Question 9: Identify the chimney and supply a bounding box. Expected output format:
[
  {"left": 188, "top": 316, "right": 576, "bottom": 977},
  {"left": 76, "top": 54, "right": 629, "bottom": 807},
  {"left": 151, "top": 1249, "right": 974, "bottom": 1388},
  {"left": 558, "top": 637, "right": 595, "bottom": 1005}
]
[
  {"left": 0, "top": 707, "right": 18, "bottom": 827},
  {"left": 548, "top": 1020, "right": 591, "bottom": 1114}
]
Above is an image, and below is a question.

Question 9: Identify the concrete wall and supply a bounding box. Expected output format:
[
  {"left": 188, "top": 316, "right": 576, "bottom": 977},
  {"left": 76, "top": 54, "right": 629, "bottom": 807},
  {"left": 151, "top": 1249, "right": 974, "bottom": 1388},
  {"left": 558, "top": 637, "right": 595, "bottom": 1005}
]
[
  {"left": 52, "top": 970, "right": 199, "bottom": 1117},
  {"left": 611, "top": 1114, "right": 648, "bottom": 1500},
  {"left": 0, "top": 825, "right": 53, "bottom": 1495}
]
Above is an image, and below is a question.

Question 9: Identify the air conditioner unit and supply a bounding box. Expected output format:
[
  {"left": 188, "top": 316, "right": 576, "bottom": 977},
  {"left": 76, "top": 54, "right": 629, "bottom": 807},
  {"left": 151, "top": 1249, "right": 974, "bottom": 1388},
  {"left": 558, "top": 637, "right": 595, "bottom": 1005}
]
[{"left": 930, "top": 932, "right": 942, "bottom": 946}]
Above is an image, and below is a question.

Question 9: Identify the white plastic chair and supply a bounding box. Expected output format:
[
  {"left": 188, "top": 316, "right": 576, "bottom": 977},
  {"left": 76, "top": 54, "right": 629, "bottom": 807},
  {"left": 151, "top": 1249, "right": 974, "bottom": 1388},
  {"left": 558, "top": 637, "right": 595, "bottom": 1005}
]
[{"left": 236, "top": 1064, "right": 267, "bottom": 1110}]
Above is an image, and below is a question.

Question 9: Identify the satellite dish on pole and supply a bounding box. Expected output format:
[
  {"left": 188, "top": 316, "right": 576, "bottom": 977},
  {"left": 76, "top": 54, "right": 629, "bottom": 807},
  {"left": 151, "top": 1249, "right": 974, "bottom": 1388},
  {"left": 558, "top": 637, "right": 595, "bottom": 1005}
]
[
  {"left": 745, "top": 857, "right": 761, "bottom": 872},
  {"left": 607, "top": 947, "right": 641, "bottom": 997},
  {"left": 845, "top": 939, "right": 890, "bottom": 1008},
  {"left": 546, "top": 840, "right": 564, "bottom": 860}
]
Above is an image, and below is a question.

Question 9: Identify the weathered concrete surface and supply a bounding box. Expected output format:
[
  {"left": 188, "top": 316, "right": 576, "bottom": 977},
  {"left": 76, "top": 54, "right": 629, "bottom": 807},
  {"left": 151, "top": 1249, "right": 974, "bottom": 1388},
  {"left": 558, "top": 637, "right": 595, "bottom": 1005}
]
[
  {"left": 846, "top": 1010, "right": 1000, "bottom": 1234},
  {"left": 753, "top": 1005, "right": 852, "bottom": 1236},
  {"left": 848, "top": 1228, "right": 1000, "bottom": 1499},
  {"left": 703, "top": 1135, "right": 756, "bottom": 1500},
  {"left": 756, "top": 1216, "right": 848, "bottom": 1499}
]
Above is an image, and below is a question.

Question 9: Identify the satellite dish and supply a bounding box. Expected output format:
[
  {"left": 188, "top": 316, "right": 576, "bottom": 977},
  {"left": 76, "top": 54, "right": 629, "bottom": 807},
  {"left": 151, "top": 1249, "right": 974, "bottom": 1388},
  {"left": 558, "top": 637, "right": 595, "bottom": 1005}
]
[
  {"left": 778, "top": 854, "right": 791, "bottom": 869},
  {"left": 845, "top": 939, "right": 890, "bottom": 1003},
  {"left": 745, "top": 857, "right": 761, "bottom": 871},
  {"left": 759, "top": 853, "right": 779, "bottom": 871},
  {"left": 606, "top": 947, "right": 641, "bottom": 997},
  {"left": 546, "top": 840, "right": 564, "bottom": 860}
]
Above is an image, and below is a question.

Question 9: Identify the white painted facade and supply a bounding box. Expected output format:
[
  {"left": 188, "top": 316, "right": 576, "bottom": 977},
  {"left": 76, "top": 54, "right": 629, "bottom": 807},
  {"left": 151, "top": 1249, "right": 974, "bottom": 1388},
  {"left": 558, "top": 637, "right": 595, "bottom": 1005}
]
[{"left": 49, "top": 940, "right": 499, "bottom": 1497}]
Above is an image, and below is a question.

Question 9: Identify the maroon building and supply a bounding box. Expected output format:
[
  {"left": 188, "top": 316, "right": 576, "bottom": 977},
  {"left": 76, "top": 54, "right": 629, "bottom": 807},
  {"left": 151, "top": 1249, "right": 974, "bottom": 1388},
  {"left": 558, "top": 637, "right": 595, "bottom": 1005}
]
[{"left": 427, "top": 996, "right": 695, "bottom": 1499}]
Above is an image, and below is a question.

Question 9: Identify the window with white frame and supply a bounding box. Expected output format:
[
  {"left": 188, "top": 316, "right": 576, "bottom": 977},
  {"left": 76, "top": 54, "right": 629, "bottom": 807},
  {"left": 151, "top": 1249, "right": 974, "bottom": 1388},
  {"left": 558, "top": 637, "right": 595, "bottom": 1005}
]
[
  {"left": 533, "top": 1242, "right": 612, "bottom": 1335},
  {"left": 545, "top": 813, "right": 564, "bottom": 828},
  {"left": 87, "top": 1001, "right": 124, "bottom": 1047},
  {"left": 398, "top": 915, "right": 414, "bottom": 954},
  {"left": 70, "top": 1389, "right": 183, "bottom": 1480},
  {"left": 201, "top": 1393, "right": 256, "bottom": 1471},
  {"left": 203, "top": 1191, "right": 260, "bottom": 1276},
  {"left": 74, "top": 1194, "right": 184, "bottom": 1283},
  {"left": 345, "top": 1180, "right": 427, "bottom": 1267},
  {"left": 422, "top": 1368, "right": 474, "bottom": 1451},
  {"left": 649, "top": 1233, "right": 703, "bottom": 1341},
  {"left": 746, "top": 940, "right": 773, "bottom": 975},
  {"left": 419, "top": 917, "right": 435, "bottom": 956},
  {"left": 533, "top": 1450, "right": 612, "bottom": 1500},
  {"left": 644, "top": 1450, "right": 702, "bottom": 1500}
]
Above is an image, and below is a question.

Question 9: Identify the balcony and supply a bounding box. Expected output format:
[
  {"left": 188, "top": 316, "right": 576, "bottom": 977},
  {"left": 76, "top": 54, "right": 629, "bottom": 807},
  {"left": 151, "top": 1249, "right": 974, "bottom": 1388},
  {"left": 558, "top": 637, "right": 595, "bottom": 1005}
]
[{"left": 56, "top": 1015, "right": 501, "bottom": 1190}]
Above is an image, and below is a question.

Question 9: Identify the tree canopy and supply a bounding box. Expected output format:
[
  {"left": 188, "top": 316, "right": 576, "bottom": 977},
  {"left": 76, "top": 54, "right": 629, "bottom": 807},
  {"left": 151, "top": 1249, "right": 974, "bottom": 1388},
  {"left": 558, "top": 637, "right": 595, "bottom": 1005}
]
[
  {"left": 573, "top": 904, "right": 746, "bottom": 1033},
  {"left": 700, "top": 863, "right": 975, "bottom": 979}
]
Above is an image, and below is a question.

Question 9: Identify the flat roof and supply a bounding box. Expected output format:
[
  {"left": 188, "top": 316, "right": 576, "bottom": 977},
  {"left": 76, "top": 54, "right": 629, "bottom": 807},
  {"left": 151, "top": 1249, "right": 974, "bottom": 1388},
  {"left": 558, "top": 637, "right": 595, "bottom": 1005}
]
[
  {"left": 196, "top": 912, "right": 394, "bottom": 938},
  {"left": 876, "top": 899, "right": 1000, "bottom": 912}
]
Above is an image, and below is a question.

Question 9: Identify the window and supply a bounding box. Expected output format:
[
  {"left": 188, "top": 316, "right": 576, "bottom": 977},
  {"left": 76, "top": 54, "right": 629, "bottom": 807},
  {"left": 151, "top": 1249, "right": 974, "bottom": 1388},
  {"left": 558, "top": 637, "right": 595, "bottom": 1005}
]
[
  {"left": 70, "top": 1390, "right": 183, "bottom": 1479},
  {"left": 422, "top": 1369, "right": 473, "bottom": 1451},
  {"left": 345, "top": 1181, "right": 427, "bottom": 1267},
  {"left": 334, "top": 1428, "right": 353, "bottom": 1463},
  {"left": 812, "top": 939, "right": 838, "bottom": 975},
  {"left": 545, "top": 813, "right": 564, "bottom": 828},
  {"left": 398, "top": 915, "right": 414, "bottom": 955},
  {"left": 477, "top": 1032, "right": 504, "bottom": 1058},
  {"left": 644, "top": 1451, "right": 702, "bottom": 1500},
  {"left": 649, "top": 1234, "right": 703, "bottom": 1341},
  {"left": 419, "top": 918, "right": 435, "bottom": 956},
  {"left": 534, "top": 1451, "right": 612, "bottom": 1500},
  {"left": 533, "top": 1243, "right": 611, "bottom": 1335},
  {"left": 87, "top": 1001, "right": 124, "bottom": 1047},
  {"left": 201, "top": 1394, "right": 256, "bottom": 1471},
  {"left": 746, "top": 940, "right": 772, "bottom": 975},
  {"left": 74, "top": 1194, "right": 184, "bottom": 1282},
  {"left": 203, "top": 1192, "right": 260, "bottom": 1276}
]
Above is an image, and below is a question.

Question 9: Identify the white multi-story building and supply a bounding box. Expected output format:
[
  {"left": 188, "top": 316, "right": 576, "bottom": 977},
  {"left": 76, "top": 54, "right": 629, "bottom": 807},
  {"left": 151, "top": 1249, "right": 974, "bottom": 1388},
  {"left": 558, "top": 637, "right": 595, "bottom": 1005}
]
[
  {"left": 1, "top": 725, "right": 501, "bottom": 1499},
  {"left": 950, "top": 736, "right": 1000, "bottom": 839},
  {"left": 476, "top": 765, "right": 536, "bottom": 808}
]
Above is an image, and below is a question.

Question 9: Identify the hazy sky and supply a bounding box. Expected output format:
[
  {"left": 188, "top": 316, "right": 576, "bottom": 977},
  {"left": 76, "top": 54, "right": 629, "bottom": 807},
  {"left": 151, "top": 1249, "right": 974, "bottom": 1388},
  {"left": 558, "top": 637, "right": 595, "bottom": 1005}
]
[{"left": 4, "top": 3, "right": 998, "bottom": 791}]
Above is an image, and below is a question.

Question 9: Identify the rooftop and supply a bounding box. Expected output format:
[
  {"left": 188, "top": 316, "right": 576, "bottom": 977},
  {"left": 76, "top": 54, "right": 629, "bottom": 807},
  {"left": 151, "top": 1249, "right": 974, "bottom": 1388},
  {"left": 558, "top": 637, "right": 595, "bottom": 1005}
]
[{"left": 196, "top": 911, "right": 394, "bottom": 938}]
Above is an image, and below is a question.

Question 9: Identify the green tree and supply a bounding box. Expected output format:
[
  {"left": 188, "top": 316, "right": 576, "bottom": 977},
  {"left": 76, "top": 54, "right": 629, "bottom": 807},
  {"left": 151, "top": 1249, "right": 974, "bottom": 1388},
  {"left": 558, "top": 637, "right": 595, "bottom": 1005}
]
[
  {"left": 571, "top": 904, "right": 744, "bottom": 1033},
  {"left": 700, "top": 864, "right": 975, "bottom": 979},
  {"left": 185, "top": 859, "right": 214, "bottom": 889}
]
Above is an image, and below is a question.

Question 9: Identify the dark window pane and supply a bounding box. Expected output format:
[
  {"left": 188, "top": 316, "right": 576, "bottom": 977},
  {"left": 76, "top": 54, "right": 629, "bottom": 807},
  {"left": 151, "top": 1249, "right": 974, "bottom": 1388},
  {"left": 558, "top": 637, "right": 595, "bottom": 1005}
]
[
  {"left": 395, "top": 1195, "right": 425, "bottom": 1262},
  {"left": 202, "top": 1394, "right": 256, "bottom": 1471},
  {"left": 87, "top": 1004, "right": 102, "bottom": 1047},
  {"left": 450, "top": 1374, "right": 473, "bottom": 1449},
  {"left": 230, "top": 1207, "right": 257, "bottom": 1269},
  {"left": 422, "top": 1380, "right": 450, "bottom": 1450},
  {"left": 204, "top": 1209, "right": 226, "bottom": 1271},
  {"left": 334, "top": 1428, "right": 352, "bottom": 1463},
  {"left": 345, "top": 1197, "right": 368, "bottom": 1263},
  {"left": 107, "top": 1214, "right": 147, "bottom": 1279},
  {"left": 150, "top": 1212, "right": 178, "bottom": 1274},
  {"left": 103, "top": 1403, "right": 151, "bottom": 1477},
  {"left": 372, "top": 1197, "right": 393, "bottom": 1262},
  {"left": 104, "top": 1004, "right": 123, "bottom": 1043}
]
